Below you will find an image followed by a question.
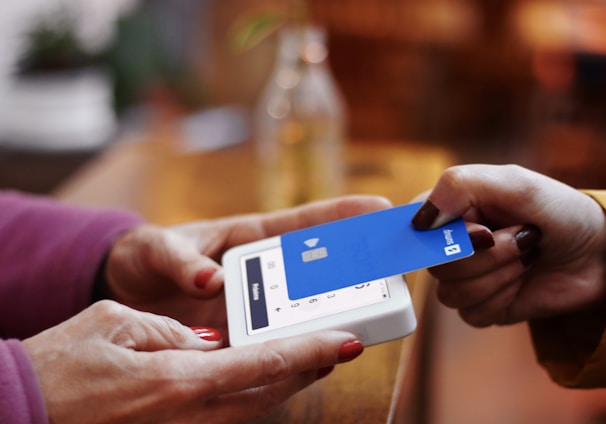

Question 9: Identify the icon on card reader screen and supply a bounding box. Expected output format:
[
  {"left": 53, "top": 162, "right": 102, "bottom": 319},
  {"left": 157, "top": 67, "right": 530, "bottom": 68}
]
[{"left": 301, "top": 238, "right": 328, "bottom": 263}]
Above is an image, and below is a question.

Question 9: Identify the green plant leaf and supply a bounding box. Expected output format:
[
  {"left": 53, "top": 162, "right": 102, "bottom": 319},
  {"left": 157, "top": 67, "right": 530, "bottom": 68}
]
[
  {"left": 18, "top": 11, "right": 97, "bottom": 74},
  {"left": 230, "top": 13, "right": 284, "bottom": 53}
]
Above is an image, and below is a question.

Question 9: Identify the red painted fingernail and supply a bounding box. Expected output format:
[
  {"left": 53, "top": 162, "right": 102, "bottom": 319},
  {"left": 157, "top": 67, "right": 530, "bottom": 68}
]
[
  {"left": 191, "top": 326, "right": 222, "bottom": 341},
  {"left": 412, "top": 201, "right": 440, "bottom": 230},
  {"left": 515, "top": 225, "right": 542, "bottom": 253},
  {"left": 194, "top": 268, "right": 217, "bottom": 289},
  {"left": 469, "top": 229, "right": 495, "bottom": 251},
  {"left": 338, "top": 339, "right": 364, "bottom": 363},
  {"left": 316, "top": 366, "right": 335, "bottom": 380}
]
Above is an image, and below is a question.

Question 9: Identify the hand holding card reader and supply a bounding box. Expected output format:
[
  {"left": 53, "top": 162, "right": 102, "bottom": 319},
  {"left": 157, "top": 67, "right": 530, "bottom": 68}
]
[{"left": 222, "top": 202, "right": 474, "bottom": 347}]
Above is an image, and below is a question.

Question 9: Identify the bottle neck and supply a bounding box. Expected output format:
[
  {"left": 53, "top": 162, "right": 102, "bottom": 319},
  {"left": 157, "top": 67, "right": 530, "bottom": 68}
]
[{"left": 276, "top": 26, "right": 328, "bottom": 68}]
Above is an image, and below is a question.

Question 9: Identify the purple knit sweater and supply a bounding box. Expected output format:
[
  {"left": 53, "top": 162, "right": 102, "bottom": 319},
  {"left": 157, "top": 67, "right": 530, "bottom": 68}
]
[{"left": 0, "top": 191, "right": 143, "bottom": 424}]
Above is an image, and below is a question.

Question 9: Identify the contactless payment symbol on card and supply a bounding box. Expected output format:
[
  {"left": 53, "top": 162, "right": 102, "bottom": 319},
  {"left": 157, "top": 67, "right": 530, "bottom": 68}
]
[{"left": 281, "top": 202, "right": 474, "bottom": 300}]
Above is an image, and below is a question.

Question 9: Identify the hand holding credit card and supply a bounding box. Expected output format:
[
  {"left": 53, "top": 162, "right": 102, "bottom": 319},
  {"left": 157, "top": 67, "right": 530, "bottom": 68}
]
[
  {"left": 282, "top": 201, "right": 474, "bottom": 299},
  {"left": 222, "top": 201, "right": 473, "bottom": 346}
]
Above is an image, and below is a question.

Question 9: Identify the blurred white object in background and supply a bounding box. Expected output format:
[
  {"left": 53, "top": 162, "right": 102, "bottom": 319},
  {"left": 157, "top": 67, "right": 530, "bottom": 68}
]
[
  {"left": 0, "top": 70, "right": 116, "bottom": 151},
  {"left": 179, "top": 105, "right": 250, "bottom": 153},
  {"left": 0, "top": 0, "right": 139, "bottom": 151}
]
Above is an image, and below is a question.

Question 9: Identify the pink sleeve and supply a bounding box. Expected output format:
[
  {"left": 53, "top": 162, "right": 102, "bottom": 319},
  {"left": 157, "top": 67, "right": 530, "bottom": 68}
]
[
  {"left": 0, "top": 191, "right": 144, "bottom": 339},
  {"left": 0, "top": 340, "right": 47, "bottom": 424}
]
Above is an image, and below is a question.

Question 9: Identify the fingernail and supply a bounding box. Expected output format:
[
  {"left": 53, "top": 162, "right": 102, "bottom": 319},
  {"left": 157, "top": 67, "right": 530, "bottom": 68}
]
[
  {"left": 338, "top": 339, "right": 364, "bottom": 363},
  {"left": 316, "top": 366, "right": 335, "bottom": 380},
  {"left": 515, "top": 225, "right": 541, "bottom": 253},
  {"left": 520, "top": 248, "right": 541, "bottom": 267},
  {"left": 194, "top": 268, "right": 218, "bottom": 289},
  {"left": 191, "top": 326, "right": 222, "bottom": 341},
  {"left": 412, "top": 201, "right": 440, "bottom": 230},
  {"left": 469, "top": 229, "right": 495, "bottom": 251}
]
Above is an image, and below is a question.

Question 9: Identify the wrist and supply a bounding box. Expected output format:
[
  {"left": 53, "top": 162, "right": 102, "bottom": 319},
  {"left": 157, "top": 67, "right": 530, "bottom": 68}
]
[
  {"left": 581, "top": 189, "right": 606, "bottom": 308},
  {"left": 91, "top": 230, "right": 134, "bottom": 303},
  {"left": 581, "top": 188, "right": 606, "bottom": 245},
  {"left": 91, "top": 253, "right": 112, "bottom": 303}
]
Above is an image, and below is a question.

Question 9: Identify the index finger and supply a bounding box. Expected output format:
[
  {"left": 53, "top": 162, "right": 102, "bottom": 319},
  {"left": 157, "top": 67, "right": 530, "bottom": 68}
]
[
  {"left": 221, "top": 195, "right": 392, "bottom": 248},
  {"left": 260, "top": 195, "right": 393, "bottom": 236},
  {"left": 143, "top": 330, "right": 361, "bottom": 398}
]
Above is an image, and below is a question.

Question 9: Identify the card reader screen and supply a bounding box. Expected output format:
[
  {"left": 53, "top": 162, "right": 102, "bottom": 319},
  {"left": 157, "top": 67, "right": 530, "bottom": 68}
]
[{"left": 240, "top": 247, "right": 390, "bottom": 335}]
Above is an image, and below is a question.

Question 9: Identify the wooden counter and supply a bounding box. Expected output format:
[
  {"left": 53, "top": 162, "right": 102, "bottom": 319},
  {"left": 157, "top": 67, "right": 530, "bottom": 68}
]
[{"left": 54, "top": 134, "right": 455, "bottom": 423}]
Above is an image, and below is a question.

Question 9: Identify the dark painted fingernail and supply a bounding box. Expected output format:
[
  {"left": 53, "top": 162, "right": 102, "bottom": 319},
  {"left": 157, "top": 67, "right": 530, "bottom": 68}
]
[
  {"left": 520, "top": 248, "right": 541, "bottom": 267},
  {"left": 338, "top": 339, "right": 364, "bottom": 363},
  {"left": 194, "top": 268, "right": 218, "bottom": 289},
  {"left": 412, "top": 201, "right": 440, "bottom": 230},
  {"left": 191, "top": 326, "right": 222, "bottom": 341},
  {"left": 316, "top": 366, "right": 335, "bottom": 380},
  {"left": 515, "top": 225, "right": 542, "bottom": 253},
  {"left": 469, "top": 229, "right": 495, "bottom": 251}
]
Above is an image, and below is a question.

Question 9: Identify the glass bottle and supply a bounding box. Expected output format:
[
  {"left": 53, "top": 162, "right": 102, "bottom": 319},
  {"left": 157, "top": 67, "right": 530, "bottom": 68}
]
[{"left": 254, "top": 25, "right": 346, "bottom": 211}]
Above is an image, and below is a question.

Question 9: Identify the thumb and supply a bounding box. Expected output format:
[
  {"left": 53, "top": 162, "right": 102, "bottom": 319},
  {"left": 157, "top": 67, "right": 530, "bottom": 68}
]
[
  {"left": 103, "top": 302, "right": 223, "bottom": 352},
  {"left": 412, "top": 164, "right": 545, "bottom": 229}
]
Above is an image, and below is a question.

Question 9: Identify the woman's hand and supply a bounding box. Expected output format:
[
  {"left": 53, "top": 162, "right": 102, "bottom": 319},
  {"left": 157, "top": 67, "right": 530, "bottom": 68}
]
[
  {"left": 24, "top": 301, "right": 363, "bottom": 424},
  {"left": 412, "top": 164, "right": 606, "bottom": 327},
  {"left": 104, "top": 195, "right": 392, "bottom": 328}
]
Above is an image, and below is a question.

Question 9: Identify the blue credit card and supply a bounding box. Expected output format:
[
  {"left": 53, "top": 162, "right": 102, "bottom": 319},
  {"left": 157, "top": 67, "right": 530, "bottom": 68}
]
[{"left": 281, "top": 202, "right": 474, "bottom": 300}]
